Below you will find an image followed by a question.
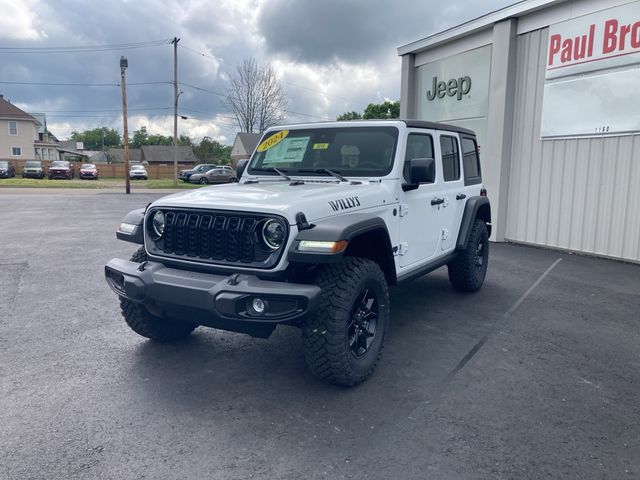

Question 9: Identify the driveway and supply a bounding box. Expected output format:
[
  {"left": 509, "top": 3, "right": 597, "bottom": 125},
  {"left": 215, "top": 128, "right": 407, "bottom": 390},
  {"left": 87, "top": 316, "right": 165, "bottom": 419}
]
[{"left": 1, "top": 190, "right": 639, "bottom": 479}]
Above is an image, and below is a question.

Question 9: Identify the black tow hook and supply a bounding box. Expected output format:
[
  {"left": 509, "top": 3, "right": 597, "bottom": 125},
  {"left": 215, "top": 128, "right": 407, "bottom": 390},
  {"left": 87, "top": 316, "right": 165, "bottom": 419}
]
[
  {"left": 137, "top": 261, "right": 148, "bottom": 272},
  {"left": 228, "top": 273, "right": 241, "bottom": 286}
]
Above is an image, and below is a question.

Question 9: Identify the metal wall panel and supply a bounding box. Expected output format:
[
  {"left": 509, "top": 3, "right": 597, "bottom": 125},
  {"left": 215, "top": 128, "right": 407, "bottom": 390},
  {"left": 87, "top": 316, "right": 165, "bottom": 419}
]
[{"left": 506, "top": 28, "right": 640, "bottom": 263}]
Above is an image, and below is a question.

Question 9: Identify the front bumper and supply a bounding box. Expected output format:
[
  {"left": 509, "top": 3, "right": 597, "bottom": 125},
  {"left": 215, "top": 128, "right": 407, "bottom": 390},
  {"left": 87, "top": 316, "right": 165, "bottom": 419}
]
[
  {"left": 23, "top": 171, "right": 44, "bottom": 178},
  {"left": 105, "top": 258, "right": 321, "bottom": 328}
]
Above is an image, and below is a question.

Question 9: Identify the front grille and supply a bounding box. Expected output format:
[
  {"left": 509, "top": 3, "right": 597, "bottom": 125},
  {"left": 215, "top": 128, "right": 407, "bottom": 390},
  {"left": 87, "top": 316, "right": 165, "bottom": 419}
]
[{"left": 149, "top": 209, "right": 285, "bottom": 268}]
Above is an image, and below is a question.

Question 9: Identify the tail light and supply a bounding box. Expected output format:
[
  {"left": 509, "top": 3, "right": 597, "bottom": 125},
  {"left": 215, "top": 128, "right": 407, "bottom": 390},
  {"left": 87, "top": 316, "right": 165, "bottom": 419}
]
[{"left": 480, "top": 188, "right": 487, "bottom": 197}]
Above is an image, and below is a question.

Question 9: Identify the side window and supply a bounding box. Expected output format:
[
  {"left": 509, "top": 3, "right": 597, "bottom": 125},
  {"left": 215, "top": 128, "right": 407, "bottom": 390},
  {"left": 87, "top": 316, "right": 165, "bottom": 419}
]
[
  {"left": 9, "top": 121, "right": 18, "bottom": 136},
  {"left": 439, "top": 135, "right": 460, "bottom": 182},
  {"left": 404, "top": 133, "right": 434, "bottom": 182},
  {"left": 462, "top": 137, "right": 481, "bottom": 184}
]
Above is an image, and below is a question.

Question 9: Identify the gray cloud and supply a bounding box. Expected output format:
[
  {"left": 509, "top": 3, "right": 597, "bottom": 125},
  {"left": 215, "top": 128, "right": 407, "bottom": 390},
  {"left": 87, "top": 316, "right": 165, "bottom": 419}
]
[
  {"left": 1, "top": 0, "right": 514, "bottom": 142},
  {"left": 258, "top": 0, "right": 513, "bottom": 64}
]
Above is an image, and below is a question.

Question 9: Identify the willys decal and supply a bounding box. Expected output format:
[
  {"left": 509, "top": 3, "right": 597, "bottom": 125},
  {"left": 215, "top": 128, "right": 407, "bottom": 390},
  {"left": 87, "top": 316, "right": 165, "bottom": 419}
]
[{"left": 328, "top": 196, "right": 361, "bottom": 212}]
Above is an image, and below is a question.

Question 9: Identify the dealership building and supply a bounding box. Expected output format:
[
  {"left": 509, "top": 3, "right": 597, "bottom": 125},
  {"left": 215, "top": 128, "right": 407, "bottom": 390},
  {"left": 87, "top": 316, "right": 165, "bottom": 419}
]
[{"left": 398, "top": 0, "right": 640, "bottom": 263}]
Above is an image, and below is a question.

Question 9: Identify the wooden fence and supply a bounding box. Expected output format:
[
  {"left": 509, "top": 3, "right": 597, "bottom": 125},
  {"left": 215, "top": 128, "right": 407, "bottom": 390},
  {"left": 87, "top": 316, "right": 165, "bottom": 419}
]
[{"left": 8, "top": 159, "right": 193, "bottom": 180}]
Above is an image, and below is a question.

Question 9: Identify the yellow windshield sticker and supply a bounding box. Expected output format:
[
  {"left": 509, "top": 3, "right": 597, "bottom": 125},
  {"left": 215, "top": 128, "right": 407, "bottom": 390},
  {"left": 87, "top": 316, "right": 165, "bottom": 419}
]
[
  {"left": 313, "top": 143, "right": 329, "bottom": 150},
  {"left": 257, "top": 130, "right": 289, "bottom": 152}
]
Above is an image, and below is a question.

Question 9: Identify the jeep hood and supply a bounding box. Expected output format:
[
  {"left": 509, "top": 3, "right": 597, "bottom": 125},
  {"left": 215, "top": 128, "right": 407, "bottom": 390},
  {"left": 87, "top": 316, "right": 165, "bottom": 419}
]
[{"left": 151, "top": 180, "right": 395, "bottom": 224}]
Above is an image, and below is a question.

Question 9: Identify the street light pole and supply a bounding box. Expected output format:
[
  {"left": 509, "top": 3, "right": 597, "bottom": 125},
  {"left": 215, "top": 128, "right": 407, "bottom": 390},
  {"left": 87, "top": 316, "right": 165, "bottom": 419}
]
[
  {"left": 120, "top": 56, "right": 131, "bottom": 195},
  {"left": 171, "top": 37, "right": 180, "bottom": 187}
]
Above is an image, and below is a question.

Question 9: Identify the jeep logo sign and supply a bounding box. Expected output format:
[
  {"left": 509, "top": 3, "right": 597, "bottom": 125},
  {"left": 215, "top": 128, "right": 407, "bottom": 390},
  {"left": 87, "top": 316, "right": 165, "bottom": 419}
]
[{"left": 426, "top": 76, "right": 472, "bottom": 101}]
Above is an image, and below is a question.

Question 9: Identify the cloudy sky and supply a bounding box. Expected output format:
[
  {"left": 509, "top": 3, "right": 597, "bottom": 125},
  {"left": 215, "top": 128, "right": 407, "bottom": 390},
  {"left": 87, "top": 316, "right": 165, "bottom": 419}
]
[{"left": 1, "top": 0, "right": 514, "bottom": 144}]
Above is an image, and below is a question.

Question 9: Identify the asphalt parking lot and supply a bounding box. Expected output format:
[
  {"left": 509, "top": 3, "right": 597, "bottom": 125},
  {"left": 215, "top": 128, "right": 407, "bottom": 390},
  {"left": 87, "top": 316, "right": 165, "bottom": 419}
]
[{"left": 1, "top": 190, "right": 639, "bottom": 480}]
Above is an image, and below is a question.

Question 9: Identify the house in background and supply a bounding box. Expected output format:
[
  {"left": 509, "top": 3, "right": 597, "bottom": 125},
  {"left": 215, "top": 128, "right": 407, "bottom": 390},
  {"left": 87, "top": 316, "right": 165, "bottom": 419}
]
[
  {"left": 231, "top": 133, "right": 261, "bottom": 164},
  {"left": 107, "top": 148, "right": 142, "bottom": 164},
  {"left": 31, "top": 113, "right": 62, "bottom": 162},
  {"left": 0, "top": 94, "right": 40, "bottom": 162},
  {"left": 140, "top": 145, "right": 197, "bottom": 167}
]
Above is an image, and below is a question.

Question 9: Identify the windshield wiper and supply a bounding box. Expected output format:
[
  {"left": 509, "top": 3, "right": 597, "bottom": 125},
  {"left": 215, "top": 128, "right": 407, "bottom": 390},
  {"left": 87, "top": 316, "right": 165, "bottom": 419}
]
[
  {"left": 297, "top": 168, "right": 361, "bottom": 185},
  {"left": 250, "top": 167, "right": 291, "bottom": 180}
]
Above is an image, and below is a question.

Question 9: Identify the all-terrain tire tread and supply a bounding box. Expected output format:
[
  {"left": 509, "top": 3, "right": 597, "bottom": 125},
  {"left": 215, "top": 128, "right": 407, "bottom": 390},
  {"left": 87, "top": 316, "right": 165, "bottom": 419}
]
[
  {"left": 448, "top": 219, "right": 489, "bottom": 292},
  {"left": 302, "top": 257, "right": 389, "bottom": 386},
  {"left": 119, "top": 246, "right": 196, "bottom": 341}
]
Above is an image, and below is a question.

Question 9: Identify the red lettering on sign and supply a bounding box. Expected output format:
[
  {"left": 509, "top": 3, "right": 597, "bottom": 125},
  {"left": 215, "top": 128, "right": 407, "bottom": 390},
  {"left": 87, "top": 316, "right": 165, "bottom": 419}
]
[
  {"left": 632, "top": 21, "right": 640, "bottom": 48},
  {"left": 561, "top": 39, "right": 572, "bottom": 62},
  {"left": 548, "top": 34, "right": 561, "bottom": 65},
  {"left": 603, "top": 19, "right": 618, "bottom": 54}
]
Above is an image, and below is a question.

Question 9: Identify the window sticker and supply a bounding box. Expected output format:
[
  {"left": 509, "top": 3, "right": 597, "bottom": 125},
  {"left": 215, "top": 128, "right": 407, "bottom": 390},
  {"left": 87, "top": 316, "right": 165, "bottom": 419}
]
[
  {"left": 313, "top": 143, "right": 329, "bottom": 150},
  {"left": 263, "top": 136, "right": 310, "bottom": 164},
  {"left": 256, "top": 130, "right": 289, "bottom": 152}
]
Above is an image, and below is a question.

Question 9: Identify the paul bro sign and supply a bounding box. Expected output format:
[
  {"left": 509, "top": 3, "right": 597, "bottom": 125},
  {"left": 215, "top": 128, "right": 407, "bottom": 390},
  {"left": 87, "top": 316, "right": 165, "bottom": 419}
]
[
  {"left": 546, "top": 2, "right": 640, "bottom": 79},
  {"left": 540, "top": 1, "right": 640, "bottom": 138}
]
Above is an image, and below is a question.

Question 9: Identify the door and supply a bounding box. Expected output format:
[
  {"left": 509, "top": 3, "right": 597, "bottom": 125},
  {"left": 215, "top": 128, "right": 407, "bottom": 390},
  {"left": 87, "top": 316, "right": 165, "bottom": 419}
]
[
  {"left": 398, "top": 131, "right": 441, "bottom": 268},
  {"left": 437, "top": 133, "right": 465, "bottom": 251}
]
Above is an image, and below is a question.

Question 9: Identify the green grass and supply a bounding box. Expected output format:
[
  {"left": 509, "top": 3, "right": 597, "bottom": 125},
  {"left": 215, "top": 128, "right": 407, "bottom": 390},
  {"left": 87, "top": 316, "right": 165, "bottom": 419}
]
[
  {"left": 144, "top": 179, "right": 201, "bottom": 189},
  {"left": 0, "top": 177, "right": 202, "bottom": 189}
]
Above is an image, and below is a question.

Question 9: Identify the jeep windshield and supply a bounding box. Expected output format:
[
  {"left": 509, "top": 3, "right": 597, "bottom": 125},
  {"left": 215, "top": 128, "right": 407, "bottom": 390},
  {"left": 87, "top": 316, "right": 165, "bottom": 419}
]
[
  {"left": 0, "top": 161, "right": 8, "bottom": 168},
  {"left": 248, "top": 126, "right": 398, "bottom": 178},
  {"left": 25, "top": 161, "right": 41, "bottom": 168}
]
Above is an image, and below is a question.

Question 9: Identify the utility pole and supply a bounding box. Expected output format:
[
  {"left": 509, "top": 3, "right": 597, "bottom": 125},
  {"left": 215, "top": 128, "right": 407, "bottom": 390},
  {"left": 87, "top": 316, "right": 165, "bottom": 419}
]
[
  {"left": 172, "top": 37, "right": 180, "bottom": 187},
  {"left": 120, "top": 56, "right": 131, "bottom": 194}
]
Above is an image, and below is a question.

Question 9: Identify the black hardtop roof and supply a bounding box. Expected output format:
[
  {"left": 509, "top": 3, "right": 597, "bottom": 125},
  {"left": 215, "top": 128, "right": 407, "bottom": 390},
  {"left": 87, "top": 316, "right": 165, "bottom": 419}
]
[{"left": 401, "top": 120, "right": 476, "bottom": 136}]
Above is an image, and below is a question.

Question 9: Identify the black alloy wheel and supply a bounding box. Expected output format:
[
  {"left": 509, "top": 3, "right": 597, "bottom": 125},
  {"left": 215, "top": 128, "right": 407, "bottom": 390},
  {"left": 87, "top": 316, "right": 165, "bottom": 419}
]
[
  {"left": 347, "top": 288, "right": 378, "bottom": 358},
  {"left": 199, "top": 177, "right": 208, "bottom": 184}
]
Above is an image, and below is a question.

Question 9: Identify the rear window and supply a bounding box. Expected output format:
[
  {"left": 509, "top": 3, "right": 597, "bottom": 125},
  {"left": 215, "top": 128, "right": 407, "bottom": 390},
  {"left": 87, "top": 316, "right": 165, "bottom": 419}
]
[
  {"left": 461, "top": 137, "right": 481, "bottom": 185},
  {"left": 439, "top": 136, "right": 460, "bottom": 182}
]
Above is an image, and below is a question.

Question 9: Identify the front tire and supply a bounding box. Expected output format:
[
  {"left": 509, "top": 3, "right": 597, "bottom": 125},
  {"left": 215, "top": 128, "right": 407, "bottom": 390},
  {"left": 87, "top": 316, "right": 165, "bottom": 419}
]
[
  {"left": 199, "top": 177, "right": 208, "bottom": 184},
  {"left": 448, "top": 219, "right": 489, "bottom": 292},
  {"left": 120, "top": 247, "right": 196, "bottom": 341},
  {"left": 303, "top": 257, "right": 390, "bottom": 386}
]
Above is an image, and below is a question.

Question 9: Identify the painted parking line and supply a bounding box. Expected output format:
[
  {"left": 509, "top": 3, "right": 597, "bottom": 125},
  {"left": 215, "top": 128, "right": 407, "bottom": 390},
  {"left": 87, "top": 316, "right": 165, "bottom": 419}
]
[{"left": 441, "top": 257, "right": 563, "bottom": 386}]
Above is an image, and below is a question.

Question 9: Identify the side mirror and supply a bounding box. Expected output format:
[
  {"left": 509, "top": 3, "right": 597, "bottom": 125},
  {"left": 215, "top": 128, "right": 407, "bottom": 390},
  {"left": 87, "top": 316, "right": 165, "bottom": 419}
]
[
  {"left": 403, "top": 158, "right": 435, "bottom": 191},
  {"left": 236, "top": 159, "right": 249, "bottom": 179}
]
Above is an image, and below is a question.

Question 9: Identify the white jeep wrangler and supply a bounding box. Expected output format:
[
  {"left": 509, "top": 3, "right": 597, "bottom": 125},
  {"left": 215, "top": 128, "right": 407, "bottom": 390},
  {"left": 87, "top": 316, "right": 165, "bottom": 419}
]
[{"left": 105, "top": 120, "right": 491, "bottom": 386}]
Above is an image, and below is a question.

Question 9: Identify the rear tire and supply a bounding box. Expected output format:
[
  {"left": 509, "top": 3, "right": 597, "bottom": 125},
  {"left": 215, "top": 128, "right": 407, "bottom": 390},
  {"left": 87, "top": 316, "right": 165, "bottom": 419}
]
[
  {"left": 120, "top": 246, "right": 196, "bottom": 341},
  {"left": 448, "top": 219, "right": 489, "bottom": 292},
  {"left": 302, "top": 257, "right": 389, "bottom": 386}
]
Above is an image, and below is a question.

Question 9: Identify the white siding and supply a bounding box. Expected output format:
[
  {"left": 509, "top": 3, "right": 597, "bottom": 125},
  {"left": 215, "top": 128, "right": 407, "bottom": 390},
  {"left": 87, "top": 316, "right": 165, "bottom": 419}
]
[{"left": 506, "top": 28, "right": 640, "bottom": 263}]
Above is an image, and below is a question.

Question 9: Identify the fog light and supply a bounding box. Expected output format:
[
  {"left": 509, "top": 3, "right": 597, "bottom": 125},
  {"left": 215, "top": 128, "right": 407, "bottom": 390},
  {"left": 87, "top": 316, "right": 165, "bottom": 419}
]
[{"left": 252, "top": 297, "right": 266, "bottom": 314}]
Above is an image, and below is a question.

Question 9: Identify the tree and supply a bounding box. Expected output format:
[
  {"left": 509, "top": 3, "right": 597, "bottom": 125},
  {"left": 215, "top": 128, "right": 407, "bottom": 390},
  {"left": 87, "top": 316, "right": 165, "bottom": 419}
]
[
  {"left": 335, "top": 101, "right": 400, "bottom": 122},
  {"left": 363, "top": 100, "right": 400, "bottom": 119},
  {"left": 69, "top": 127, "right": 121, "bottom": 150},
  {"left": 336, "top": 111, "right": 362, "bottom": 121},
  {"left": 224, "top": 57, "right": 287, "bottom": 133},
  {"left": 193, "top": 136, "right": 232, "bottom": 165},
  {"left": 131, "top": 127, "right": 190, "bottom": 148}
]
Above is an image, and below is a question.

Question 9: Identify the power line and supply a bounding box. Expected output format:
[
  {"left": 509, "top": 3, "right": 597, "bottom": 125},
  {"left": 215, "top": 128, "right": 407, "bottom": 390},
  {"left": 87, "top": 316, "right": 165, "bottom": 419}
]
[
  {"left": 178, "top": 44, "right": 219, "bottom": 62},
  {"left": 0, "top": 39, "right": 171, "bottom": 54},
  {"left": 0, "top": 80, "right": 170, "bottom": 87},
  {"left": 40, "top": 106, "right": 171, "bottom": 113}
]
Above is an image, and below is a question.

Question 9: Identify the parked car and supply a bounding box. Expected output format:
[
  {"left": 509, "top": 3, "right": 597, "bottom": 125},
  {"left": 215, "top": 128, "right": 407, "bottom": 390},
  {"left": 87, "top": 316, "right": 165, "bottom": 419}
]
[
  {"left": 22, "top": 160, "right": 45, "bottom": 179},
  {"left": 189, "top": 167, "right": 238, "bottom": 184},
  {"left": 48, "top": 160, "right": 75, "bottom": 179},
  {"left": 79, "top": 163, "right": 99, "bottom": 180},
  {"left": 129, "top": 164, "right": 148, "bottom": 180},
  {"left": 179, "top": 164, "right": 218, "bottom": 182},
  {"left": 0, "top": 161, "right": 16, "bottom": 178}
]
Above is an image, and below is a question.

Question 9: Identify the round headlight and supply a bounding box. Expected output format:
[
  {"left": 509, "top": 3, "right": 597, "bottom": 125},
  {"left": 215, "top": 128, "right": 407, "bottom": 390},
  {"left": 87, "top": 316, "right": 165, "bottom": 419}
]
[
  {"left": 151, "top": 210, "right": 165, "bottom": 238},
  {"left": 261, "top": 218, "right": 286, "bottom": 251}
]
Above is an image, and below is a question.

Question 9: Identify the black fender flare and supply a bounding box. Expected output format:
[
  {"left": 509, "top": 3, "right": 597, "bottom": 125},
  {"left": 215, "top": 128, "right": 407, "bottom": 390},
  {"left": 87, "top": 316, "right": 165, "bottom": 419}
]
[
  {"left": 116, "top": 208, "right": 145, "bottom": 244},
  {"left": 287, "top": 214, "right": 396, "bottom": 284},
  {"left": 456, "top": 196, "right": 491, "bottom": 250}
]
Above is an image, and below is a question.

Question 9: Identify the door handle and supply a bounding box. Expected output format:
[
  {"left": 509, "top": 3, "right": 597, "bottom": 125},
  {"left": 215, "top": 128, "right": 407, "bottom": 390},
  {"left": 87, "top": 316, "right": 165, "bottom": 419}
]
[
  {"left": 456, "top": 193, "right": 466, "bottom": 200},
  {"left": 431, "top": 197, "right": 444, "bottom": 206}
]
